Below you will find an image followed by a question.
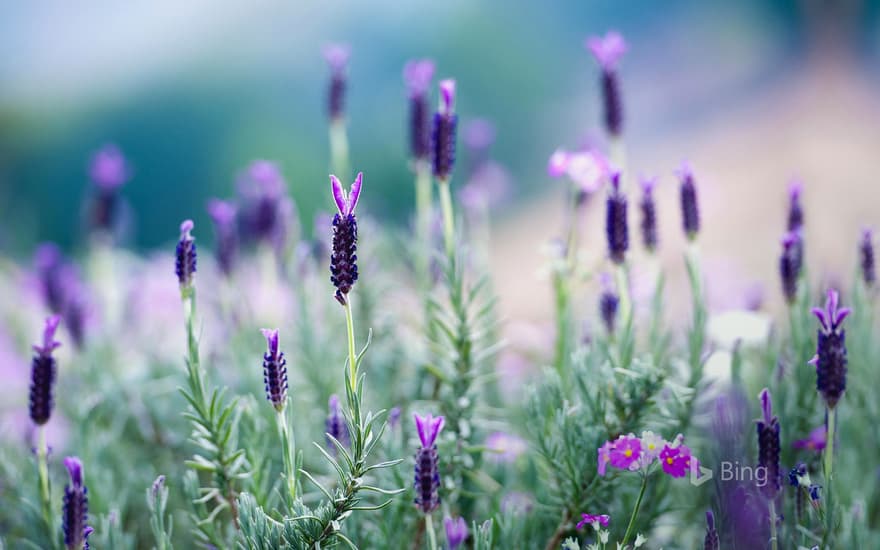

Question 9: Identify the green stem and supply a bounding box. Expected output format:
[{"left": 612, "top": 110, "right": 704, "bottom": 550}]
[
  {"left": 768, "top": 499, "right": 778, "bottom": 550},
  {"left": 438, "top": 179, "right": 455, "bottom": 261},
  {"left": 622, "top": 473, "right": 648, "bottom": 546},
  {"left": 425, "top": 514, "right": 438, "bottom": 550},
  {"left": 276, "top": 408, "right": 297, "bottom": 504},
  {"left": 615, "top": 262, "right": 632, "bottom": 330},
  {"left": 344, "top": 299, "right": 357, "bottom": 392},
  {"left": 329, "top": 119, "right": 350, "bottom": 179},
  {"left": 824, "top": 406, "right": 836, "bottom": 483},
  {"left": 415, "top": 161, "right": 433, "bottom": 288},
  {"left": 37, "top": 425, "right": 53, "bottom": 536},
  {"left": 552, "top": 273, "right": 570, "bottom": 377}
]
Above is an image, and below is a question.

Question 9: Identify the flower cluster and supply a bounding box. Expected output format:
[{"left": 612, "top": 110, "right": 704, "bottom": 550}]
[
  {"left": 329, "top": 173, "right": 362, "bottom": 305},
  {"left": 62, "top": 456, "right": 92, "bottom": 550},
  {"left": 432, "top": 79, "right": 458, "bottom": 181},
  {"left": 29, "top": 315, "right": 62, "bottom": 426},
  {"left": 810, "top": 289, "right": 850, "bottom": 409},
  {"left": 261, "top": 328, "right": 288, "bottom": 411},
  {"left": 597, "top": 431, "right": 698, "bottom": 478},
  {"left": 413, "top": 413, "right": 444, "bottom": 514}
]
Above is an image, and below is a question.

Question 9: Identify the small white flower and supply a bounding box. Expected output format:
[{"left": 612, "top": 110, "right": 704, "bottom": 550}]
[
  {"left": 634, "top": 533, "right": 647, "bottom": 547},
  {"left": 599, "top": 529, "right": 609, "bottom": 544}
]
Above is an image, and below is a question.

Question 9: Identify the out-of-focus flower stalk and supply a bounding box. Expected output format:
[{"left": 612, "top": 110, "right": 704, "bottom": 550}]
[
  {"left": 415, "top": 160, "right": 433, "bottom": 289},
  {"left": 325, "top": 44, "right": 351, "bottom": 179},
  {"left": 433, "top": 79, "right": 458, "bottom": 260},
  {"left": 330, "top": 120, "right": 350, "bottom": 182}
]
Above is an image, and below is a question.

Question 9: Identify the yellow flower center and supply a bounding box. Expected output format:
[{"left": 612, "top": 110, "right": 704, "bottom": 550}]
[
  {"left": 666, "top": 457, "right": 674, "bottom": 465},
  {"left": 625, "top": 449, "right": 633, "bottom": 457}
]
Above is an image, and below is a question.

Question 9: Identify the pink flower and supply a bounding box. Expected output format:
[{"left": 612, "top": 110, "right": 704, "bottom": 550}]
[
  {"left": 608, "top": 434, "right": 641, "bottom": 470},
  {"left": 659, "top": 443, "right": 695, "bottom": 478},
  {"left": 597, "top": 440, "right": 613, "bottom": 476},
  {"left": 793, "top": 426, "right": 826, "bottom": 452},
  {"left": 576, "top": 512, "right": 611, "bottom": 530},
  {"left": 585, "top": 31, "right": 627, "bottom": 71},
  {"left": 547, "top": 149, "right": 570, "bottom": 177}
]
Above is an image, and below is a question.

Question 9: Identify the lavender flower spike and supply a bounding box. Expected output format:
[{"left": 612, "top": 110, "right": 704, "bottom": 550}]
[
  {"left": 787, "top": 179, "right": 804, "bottom": 232},
  {"left": 330, "top": 173, "right": 362, "bottom": 305},
  {"left": 413, "top": 413, "right": 444, "bottom": 513},
  {"left": 704, "top": 510, "right": 719, "bottom": 550},
  {"left": 207, "top": 199, "right": 238, "bottom": 277},
  {"left": 444, "top": 516, "right": 469, "bottom": 550},
  {"left": 175, "top": 220, "right": 197, "bottom": 289},
  {"left": 326, "top": 394, "right": 350, "bottom": 454},
  {"left": 605, "top": 171, "right": 628, "bottom": 264},
  {"left": 639, "top": 176, "right": 658, "bottom": 252},
  {"left": 404, "top": 59, "right": 435, "bottom": 161},
  {"left": 756, "top": 388, "right": 781, "bottom": 498},
  {"left": 779, "top": 231, "right": 802, "bottom": 304},
  {"left": 89, "top": 144, "right": 129, "bottom": 232},
  {"left": 30, "top": 315, "right": 62, "bottom": 425},
  {"left": 676, "top": 162, "right": 700, "bottom": 240},
  {"left": 599, "top": 273, "right": 619, "bottom": 334},
  {"left": 324, "top": 43, "right": 350, "bottom": 121},
  {"left": 261, "top": 328, "right": 288, "bottom": 411},
  {"left": 810, "top": 289, "right": 850, "bottom": 409},
  {"left": 860, "top": 228, "right": 875, "bottom": 287},
  {"left": 586, "top": 31, "right": 627, "bottom": 136},
  {"left": 432, "top": 79, "right": 458, "bottom": 181},
  {"left": 62, "top": 456, "right": 91, "bottom": 550}
]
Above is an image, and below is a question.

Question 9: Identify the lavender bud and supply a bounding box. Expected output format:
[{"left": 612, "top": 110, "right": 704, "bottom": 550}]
[
  {"left": 779, "top": 231, "right": 802, "bottom": 304},
  {"left": 586, "top": 32, "right": 627, "bottom": 137},
  {"left": 388, "top": 406, "right": 402, "bottom": 429},
  {"left": 62, "top": 456, "right": 91, "bottom": 550},
  {"left": 329, "top": 173, "right": 362, "bottom": 306},
  {"left": 207, "top": 199, "right": 239, "bottom": 277},
  {"left": 175, "top": 220, "right": 197, "bottom": 289},
  {"left": 810, "top": 289, "right": 850, "bottom": 409},
  {"left": 324, "top": 44, "right": 350, "bottom": 121},
  {"left": 413, "top": 413, "right": 444, "bottom": 514},
  {"left": 88, "top": 144, "right": 129, "bottom": 233},
  {"left": 756, "top": 389, "right": 781, "bottom": 498},
  {"left": 432, "top": 79, "right": 458, "bottom": 181},
  {"left": 860, "top": 228, "right": 875, "bottom": 287},
  {"left": 599, "top": 273, "right": 619, "bottom": 334},
  {"left": 404, "top": 59, "right": 435, "bottom": 161},
  {"left": 639, "top": 176, "right": 658, "bottom": 252},
  {"left": 787, "top": 180, "right": 803, "bottom": 232},
  {"left": 237, "top": 160, "right": 287, "bottom": 245},
  {"left": 704, "top": 510, "right": 719, "bottom": 550},
  {"left": 605, "top": 172, "right": 628, "bottom": 263},
  {"left": 29, "top": 315, "right": 62, "bottom": 425},
  {"left": 325, "top": 394, "right": 350, "bottom": 453},
  {"left": 444, "top": 516, "right": 469, "bottom": 550},
  {"left": 35, "top": 243, "right": 66, "bottom": 312},
  {"left": 261, "top": 329, "right": 288, "bottom": 411},
  {"left": 677, "top": 163, "right": 700, "bottom": 240}
]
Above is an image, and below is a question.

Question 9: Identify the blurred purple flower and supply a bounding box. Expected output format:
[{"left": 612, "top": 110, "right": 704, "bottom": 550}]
[
  {"left": 325, "top": 394, "right": 350, "bottom": 454},
  {"left": 779, "top": 231, "right": 803, "bottom": 304},
  {"left": 404, "top": 59, "right": 435, "bottom": 160},
  {"left": 175, "top": 220, "right": 197, "bottom": 289},
  {"left": 576, "top": 512, "right": 610, "bottom": 530},
  {"left": 89, "top": 144, "right": 130, "bottom": 190},
  {"left": 605, "top": 171, "right": 628, "bottom": 264},
  {"left": 756, "top": 388, "right": 781, "bottom": 498},
  {"left": 585, "top": 31, "right": 627, "bottom": 71},
  {"left": 432, "top": 79, "right": 458, "bottom": 181},
  {"left": 485, "top": 431, "right": 528, "bottom": 464},
  {"left": 860, "top": 228, "right": 875, "bottom": 287},
  {"left": 548, "top": 148, "right": 608, "bottom": 194},
  {"left": 676, "top": 162, "right": 700, "bottom": 240},
  {"left": 787, "top": 179, "right": 804, "bottom": 232},
  {"left": 639, "top": 176, "right": 658, "bottom": 252},
  {"left": 704, "top": 510, "right": 719, "bottom": 550},
  {"left": 29, "top": 315, "right": 61, "bottom": 426},
  {"left": 236, "top": 160, "right": 288, "bottom": 246},
  {"left": 458, "top": 161, "right": 512, "bottom": 214},
  {"left": 324, "top": 43, "right": 350, "bottom": 120},
  {"left": 586, "top": 31, "right": 626, "bottom": 136},
  {"left": 62, "top": 456, "right": 91, "bottom": 549},
  {"left": 444, "top": 516, "right": 468, "bottom": 550},
  {"left": 207, "top": 199, "right": 239, "bottom": 278},
  {"left": 793, "top": 426, "right": 826, "bottom": 452},
  {"left": 464, "top": 118, "right": 496, "bottom": 157},
  {"left": 810, "top": 289, "right": 849, "bottom": 409}
]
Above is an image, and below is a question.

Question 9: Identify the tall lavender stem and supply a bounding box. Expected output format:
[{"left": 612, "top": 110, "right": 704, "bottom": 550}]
[
  {"left": 324, "top": 44, "right": 351, "bottom": 179},
  {"left": 433, "top": 79, "right": 458, "bottom": 259}
]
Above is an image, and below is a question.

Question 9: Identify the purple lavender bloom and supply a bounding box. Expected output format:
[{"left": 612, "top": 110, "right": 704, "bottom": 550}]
[
  {"left": 779, "top": 231, "right": 802, "bottom": 304},
  {"left": 324, "top": 43, "right": 350, "bottom": 120},
  {"left": 261, "top": 329, "right": 288, "bottom": 411},
  {"left": 29, "top": 315, "right": 62, "bottom": 425},
  {"left": 413, "top": 413, "right": 444, "bottom": 514},
  {"left": 676, "top": 162, "right": 700, "bottom": 240},
  {"left": 404, "top": 59, "right": 435, "bottom": 161},
  {"left": 756, "top": 388, "right": 781, "bottom": 498},
  {"left": 236, "top": 160, "right": 288, "bottom": 245},
  {"left": 485, "top": 431, "right": 528, "bottom": 464},
  {"left": 175, "top": 220, "right": 197, "bottom": 289},
  {"left": 639, "top": 176, "right": 658, "bottom": 252},
  {"left": 810, "top": 289, "right": 850, "bottom": 409},
  {"left": 329, "top": 173, "right": 362, "bottom": 306},
  {"left": 444, "top": 516, "right": 468, "bottom": 550},
  {"left": 704, "top": 510, "right": 719, "bottom": 550},
  {"left": 605, "top": 171, "right": 628, "bottom": 263},
  {"left": 787, "top": 180, "right": 803, "bottom": 232},
  {"left": 207, "top": 199, "right": 239, "bottom": 277},
  {"left": 88, "top": 144, "right": 129, "bottom": 233},
  {"left": 62, "top": 456, "right": 90, "bottom": 550},
  {"left": 464, "top": 118, "right": 496, "bottom": 169},
  {"left": 586, "top": 31, "right": 627, "bottom": 136},
  {"left": 325, "top": 394, "right": 350, "bottom": 453},
  {"left": 860, "top": 228, "right": 875, "bottom": 287},
  {"left": 35, "top": 243, "right": 66, "bottom": 312},
  {"left": 388, "top": 406, "right": 402, "bottom": 430},
  {"left": 60, "top": 272, "right": 88, "bottom": 350},
  {"left": 432, "top": 79, "right": 458, "bottom": 181},
  {"left": 598, "top": 273, "right": 619, "bottom": 334}
]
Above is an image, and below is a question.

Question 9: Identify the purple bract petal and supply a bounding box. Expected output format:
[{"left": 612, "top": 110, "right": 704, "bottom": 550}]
[
  {"left": 759, "top": 388, "right": 773, "bottom": 424},
  {"left": 64, "top": 456, "right": 83, "bottom": 488},
  {"left": 90, "top": 144, "right": 130, "bottom": 189},
  {"left": 413, "top": 412, "right": 445, "bottom": 447},
  {"left": 585, "top": 31, "right": 627, "bottom": 71},
  {"left": 439, "top": 79, "right": 456, "bottom": 114},
  {"left": 547, "top": 149, "right": 570, "bottom": 178},
  {"left": 34, "top": 315, "right": 62, "bottom": 356},
  {"left": 261, "top": 328, "right": 279, "bottom": 357},
  {"left": 639, "top": 175, "right": 657, "bottom": 194},
  {"left": 323, "top": 43, "right": 350, "bottom": 72},
  {"left": 404, "top": 59, "right": 435, "bottom": 97},
  {"left": 207, "top": 199, "right": 236, "bottom": 225}
]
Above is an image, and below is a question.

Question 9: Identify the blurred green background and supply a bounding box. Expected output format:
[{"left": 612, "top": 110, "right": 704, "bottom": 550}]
[{"left": 1, "top": 0, "right": 878, "bottom": 254}]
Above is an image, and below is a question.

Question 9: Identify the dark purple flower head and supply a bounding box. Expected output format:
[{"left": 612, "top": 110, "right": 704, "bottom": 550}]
[
  {"left": 444, "top": 516, "right": 468, "bottom": 550},
  {"left": 576, "top": 512, "right": 611, "bottom": 530},
  {"left": 704, "top": 510, "right": 719, "bottom": 550},
  {"left": 809, "top": 289, "right": 849, "bottom": 409},
  {"left": 207, "top": 199, "right": 239, "bottom": 277},
  {"left": 787, "top": 180, "right": 804, "bottom": 232},
  {"left": 605, "top": 171, "right": 628, "bottom": 263},
  {"left": 432, "top": 79, "right": 458, "bottom": 180},
  {"left": 329, "top": 173, "right": 362, "bottom": 305},
  {"left": 324, "top": 43, "right": 350, "bottom": 120},
  {"left": 413, "top": 413, "right": 444, "bottom": 514},
  {"left": 676, "top": 162, "right": 700, "bottom": 240},
  {"left": 779, "top": 231, "right": 803, "bottom": 304},
  {"left": 405, "top": 59, "right": 435, "bottom": 160},
  {"left": 755, "top": 388, "right": 781, "bottom": 498},
  {"left": 325, "top": 394, "right": 350, "bottom": 454},
  {"left": 639, "top": 175, "right": 658, "bottom": 252},
  {"left": 30, "top": 315, "right": 62, "bottom": 425},
  {"left": 89, "top": 144, "right": 130, "bottom": 190},
  {"left": 585, "top": 31, "right": 627, "bottom": 71},
  {"left": 62, "top": 456, "right": 90, "bottom": 550},
  {"left": 598, "top": 273, "right": 619, "bottom": 334},
  {"left": 860, "top": 228, "right": 875, "bottom": 287},
  {"left": 261, "top": 328, "right": 288, "bottom": 411},
  {"left": 175, "top": 220, "right": 197, "bottom": 289},
  {"left": 236, "top": 160, "right": 288, "bottom": 245}
]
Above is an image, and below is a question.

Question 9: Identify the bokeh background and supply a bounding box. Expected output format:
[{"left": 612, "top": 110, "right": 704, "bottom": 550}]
[{"left": 3, "top": 0, "right": 880, "bottom": 323}]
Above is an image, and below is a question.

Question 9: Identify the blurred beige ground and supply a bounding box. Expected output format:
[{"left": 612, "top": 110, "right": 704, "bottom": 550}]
[{"left": 492, "top": 50, "right": 880, "bottom": 326}]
